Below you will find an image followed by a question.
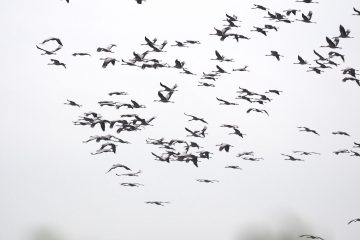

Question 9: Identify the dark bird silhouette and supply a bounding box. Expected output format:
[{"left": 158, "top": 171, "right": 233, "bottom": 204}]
[
  {"left": 108, "top": 91, "right": 128, "bottom": 96},
  {"left": 41, "top": 37, "right": 63, "bottom": 46},
  {"left": 293, "top": 151, "right": 320, "bottom": 155},
  {"left": 321, "top": 37, "right": 341, "bottom": 49},
  {"left": 251, "top": 27, "right": 267, "bottom": 36},
  {"left": 264, "top": 24, "right": 278, "bottom": 31},
  {"left": 155, "top": 91, "right": 174, "bottom": 103},
  {"left": 296, "top": 0, "right": 319, "bottom": 3},
  {"left": 265, "top": 89, "right": 282, "bottom": 95},
  {"left": 299, "top": 235, "right": 324, "bottom": 240},
  {"left": 48, "top": 59, "right": 66, "bottom": 68},
  {"left": 229, "top": 128, "right": 246, "bottom": 138},
  {"left": 173, "top": 59, "right": 185, "bottom": 69},
  {"left": 298, "top": 126, "right": 320, "bottom": 136},
  {"left": 233, "top": 66, "right": 249, "bottom": 72},
  {"left": 211, "top": 50, "right": 233, "bottom": 62},
  {"left": 106, "top": 164, "right": 131, "bottom": 173},
  {"left": 180, "top": 68, "right": 196, "bottom": 75},
  {"left": 97, "top": 44, "right": 116, "bottom": 53},
  {"left": 328, "top": 51, "right": 345, "bottom": 62},
  {"left": 72, "top": 52, "right": 91, "bottom": 57},
  {"left": 338, "top": 25, "right": 352, "bottom": 38},
  {"left": 252, "top": 4, "right": 268, "bottom": 11},
  {"left": 294, "top": 55, "right": 309, "bottom": 65},
  {"left": 151, "top": 152, "right": 173, "bottom": 163},
  {"left": 135, "top": 0, "right": 146, "bottom": 4},
  {"left": 332, "top": 131, "right": 350, "bottom": 136},
  {"left": 216, "top": 143, "right": 233, "bottom": 152},
  {"left": 353, "top": 142, "right": 360, "bottom": 148},
  {"left": 64, "top": 99, "right": 81, "bottom": 107},
  {"left": 216, "top": 97, "right": 238, "bottom": 105},
  {"left": 313, "top": 50, "right": 327, "bottom": 61},
  {"left": 171, "top": 41, "right": 189, "bottom": 48},
  {"left": 225, "top": 165, "right": 242, "bottom": 170},
  {"left": 184, "top": 113, "right": 208, "bottom": 124},
  {"left": 237, "top": 151, "right": 254, "bottom": 157},
  {"left": 307, "top": 67, "right": 324, "bottom": 74},
  {"left": 145, "top": 201, "right": 170, "bottom": 206},
  {"left": 333, "top": 149, "right": 350, "bottom": 155},
  {"left": 116, "top": 170, "right": 142, "bottom": 177},
  {"left": 185, "top": 40, "right": 201, "bottom": 44},
  {"left": 282, "top": 154, "right": 304, "bottom": 161},
  {"left": 348, "top": 218, "right": 360, "bottom": 224},
  {"left": 247, "top": 108, "right": 269, "bottom": 116},
  {"left": 197, "top": 179, "right": 219, "bottom": 183},
  {"left": 198, "top": 82, "right": 215, "bottom": 87},
  {"left": 120, "top": 183, "right": 143, "bottom": 187},
  {"left": 284, "top": 9, "right": 300, "bottom": 16},
  {"left": 197, "top": 151, "right": 213, "bottom": 159},
  {"left": 100, "top": 57, "right": 120, "bottom": 68},
  {"left": 297, "top": 11, "right": 316, "bottom": 23},
  {"left": 266, "top": 51, "right": 283, "bottom": 61},
  {"left": 213, "top": 65, "right": 230, "bottom": 74}
]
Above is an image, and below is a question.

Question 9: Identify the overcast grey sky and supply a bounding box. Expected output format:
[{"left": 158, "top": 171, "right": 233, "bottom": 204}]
[{"left": 0, "top": 0, "right": 360, "bottom": 240}]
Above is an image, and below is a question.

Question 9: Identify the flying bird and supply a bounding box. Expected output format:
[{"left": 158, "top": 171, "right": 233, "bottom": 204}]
[{"left": 106, "top": 164, "right": 131, "bottom": 173}]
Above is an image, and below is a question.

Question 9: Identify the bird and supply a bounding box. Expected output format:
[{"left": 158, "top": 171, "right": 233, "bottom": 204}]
[
  {"left": 353, "top": 7, "right": 360, "bottom": 15},
  {"left": 159, "top": 82, "right": 178, "bottom": 92},
  {"left": 233, "top": 66, "right": 249, "bottom": 72},
  {"left": 294, "top": 55, "right": 309, "bottom": 65},
  {"left": 251, "top": 4, "right": 268, "bottom": 11},
  {"left": 97, "top": 44, "right": 116, "bottom": 53},
  {"left": 173, "top": 59, "right": 185, "bottom": 69},
  {"left": 299, "top": 235, "right": 324, "bottom": 240},
  {"left": 297, "top": 11, "right": 316, "bottom": 23},
  {"left": 296, "top": 0, "right": 319, "bottom": 3},
  {"left": 197, "top": 151, "right": 213, "bottom": 159},
  {"left": 225, "top": 165, "right": 242, "bottom": 170},
  {"left": 184, "top": 113, "right": 208, "bottom": 124},
  {"left": 348, "top": 218, "right": 360, "bottom": 224},
  {"left": 171, "top": 41, "right": 189, "bottom": 48},
  {"left": 298, "top": 126, "right": 320, "bottom": 135},
  {"left": 321, "top": 37, "right": 341, "bottom": 49},
  {"left": 64, "top": 99, "right": 81, "bottom": 107},
  {"left": 180, "top": 68, "right": 196, "bottom": 75},
  {"left": 72, "top": 52, "right": 91, "bottom": 56},
  {"left": 332, "top": 131, "right": 350, "bottom": 136},
  {"left": 197, "top": 179, "right": 219, "bottom": 183},
  {"left": 99, "top": 57, "right": 120, "bottom": 68},
  {"left": 48, "top": 59, "right": 66, "bottom": 68},
  {"left": 121, "top": 182, "right": 145, "bottom": 188},
  {"left": 293, "top": 151, "right": 320, "bottom": 155},
  {"left": 151, "top": 152, "right": 172, "bottom": 163},
  {"left": 216, "top": 143, "right": 233, "bottom": 152},
  {"left": 213, "top": 65, "right": 230, "bottom": 74},
  {"left": 338, "top": 25, "right": 352, "bottom": 38},
  {"left": 246, "top": 108, "right": 269, "bottom": 116},
  {"left": 108, "top": 91, "right": 128, "bottom": 96},
  {"left": 229, "top": 128, "right": 246, "bottom": 138},
  {"left": 237, "top": 152, "right": 254, "bottom": 157},
  {"left": 198, "top": 82, "right": 215, "bottom": 87},
  {"left": 251, "top": 27, "right": 267, "bottom": 36},
  {"left": 211, "top": 50, "right": 233, "bottom": 62},
  {"left": 130, "top": 100, "right": 146, "bottom": 109},
  {"left": 242, "top": 157, "right": 263, "bottom": 161},
  {"left": 216, "top": 97, "right": 238, "bottom": 105},
  {"left": 284, "top": 9, "right": 300, "bottom": 16},
  {"left": 353, "top": 142, "right": 360, "bottom": 148},
  {"left": 145, "top": 201, "right": 170, "bottom": 206},
  {"left": 281, "top": 154, "right": 304, "bottom": 161},
  {"left": 116, "top": 170, "right": 142, "bottom": 177},
  {"left": 106, "top": 164, "right": 131, "bottom": 173},
  {"left": 155, "top": 91, "right": 174, "bottom": 103},
  {"left": 265, "top": 90, "right": 282, "bottom": 95},
  {"left": 40, "top": 37, "right": 63, "bottom": 46},
  {"left": 185, "top": 40, "right": 201, "bottom": 44},
  {"left": 333, "top": 149, "right": 350, "bottom": 155},
  {"left": 266, "top": 51, "right": 283, "bottom": 61},
  {"left": 328, "top": 51, "right": 345, "bottom": 62},
  {"left": 185, "top": 127, "right": 204, "bottom": 138}
]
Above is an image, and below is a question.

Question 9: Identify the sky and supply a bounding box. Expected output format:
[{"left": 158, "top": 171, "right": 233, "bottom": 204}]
[{"left": 0, "top": 0, "right": 360, "bottom": 240}]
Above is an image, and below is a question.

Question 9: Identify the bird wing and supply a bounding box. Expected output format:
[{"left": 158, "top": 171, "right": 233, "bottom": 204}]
[
  {"left": 216, "top": 97, "right": 227, "bottom": 104},
  {"left": 354, "top": 7, "right": 360, "bottom": 14},
  {"left": 326, "top": 37, "right": 335, "bottom": 47},
  {"left": 215, "top": 50, "right": 222, "bottom": 59},
  {"left": 157, "top": 91, "right": 167, "bottom": 101},
  {"left": 298, "top": 55, "right": 305, "bottom": 63},
  {"left": 216, "top": 65, "right": 224, "bottom": 72},
  {"left": 185, "top": 127, "right": 196, "bottom": 135},
  {"left": 339, "top": 25, "right": 346, "bottom": 36}
]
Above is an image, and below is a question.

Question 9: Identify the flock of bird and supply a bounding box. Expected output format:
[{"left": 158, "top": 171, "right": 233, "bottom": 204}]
[{"left": 37, "top": 1, "right": 360, "bottom": 234}]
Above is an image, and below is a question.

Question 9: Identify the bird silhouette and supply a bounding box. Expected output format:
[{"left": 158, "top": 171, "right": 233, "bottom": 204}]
[
  {"left": 72, "top": 52, "right": 91, "bottom": 56},
  {"left": 120, "top": 183, "right": 143, "bottom": 187},
  {"left": 298, "top": 126, "right": 320, "bottom": 135},
  {"left": 216, "top": 97, "right": 238, "bottom": 105},
  {"left": 299, "top": 235, "right": 324, "bottom": 240},
  {"left": 216, "top": 143, "right": 233, "bottom": 152},
  {"left": 184, "top": 113, "right": 208, "bottom": 124},
  {"left": 353, "top": 7, "right": 360, "bottom": 15},
  {"left": 145, "top": 201, "right": 170, "bottom": 206},
  {"left": 155, "top": 91, "right": 174, "bottom": 103},
  {"left": 332, "top": 131, "right": 350, "bottom": 136},
  {"left": 294, "top": 55, "right": 309, "bottom": 65},
  {"left": 266, "top": 51, "right": 283, "bottom": 61},
  {"left": 106, "top": 164, "right": 131, "bottom": 173},
  {"left": 225, "top": 165, "right": 242, "bottom": 170},
  {"left": 64, "top": 99, "right": 81, "bottom": 107},
  {"left": 100, "top": 57, "right": 120, "bottom": 68},
  {"left": 297, "top": 11, "right": 316, "bottom": 23},
  {"left": 97, "top": 44, "right": 116, "bottom": 53},
  {"left": 197, "top": 179, "right": 219, "bottom": 183},
  {"left": 282, "top": 154, "right": 304, "bottom": 161},
  {"left": 48, "top": 59, "right": 66, "bottom": 68}
]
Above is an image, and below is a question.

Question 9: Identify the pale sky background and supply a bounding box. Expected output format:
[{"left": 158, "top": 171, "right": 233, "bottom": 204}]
[{"left": 0, "top": 0, "right": 360, "bottom": 240}]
